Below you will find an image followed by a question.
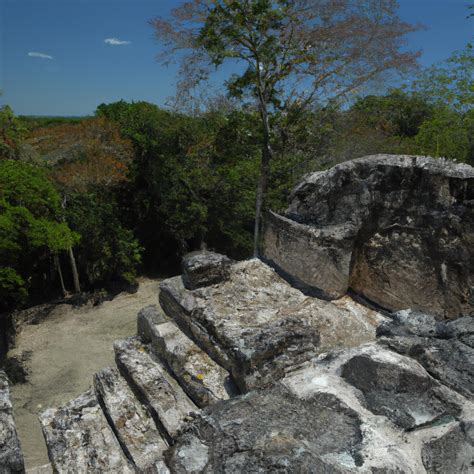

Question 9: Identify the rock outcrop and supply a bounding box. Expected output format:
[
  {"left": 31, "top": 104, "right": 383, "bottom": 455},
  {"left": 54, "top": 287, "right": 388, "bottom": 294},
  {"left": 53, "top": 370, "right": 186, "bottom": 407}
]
[
  {"left": 421, "top": 421, "right": 474, "bottom": 473},
  {"left": 29, "top": 155, "right": 473, "bottom": 473},
  {"left": 263, "top": 154, "right": 474, "bottom": 319},
  {"left": 0, "top": 371, "right": 24, "bottom": 473},
  {"left": 340, "top": 347, "right": 463, "bottom": 430},
  {"left": 33, "top": 254, "right": 474, "bottom": 473},
  {"left": 113, "top": 337, "right": 198, "bottom": 441},
  {"left": 167, "top": 385, "right": 365, "bottom": 473},
  {"left": 168, "top": 350, "right": 473, "bottom": 473}
]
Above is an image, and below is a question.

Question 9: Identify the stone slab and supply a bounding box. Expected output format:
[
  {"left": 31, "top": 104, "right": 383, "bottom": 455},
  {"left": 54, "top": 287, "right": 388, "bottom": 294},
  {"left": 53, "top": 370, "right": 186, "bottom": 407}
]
[
  {"left": 141, "top": 315, "right": 236, "bottom": 407},
  {"left": 114, "top": 337, "right": 198, "bottom": 440},
  {"left": 94, "top": 366, "right": 169, "bottom": 473},
  {"left": 39, "top": 389, "right": 133, "bottom": 474}
]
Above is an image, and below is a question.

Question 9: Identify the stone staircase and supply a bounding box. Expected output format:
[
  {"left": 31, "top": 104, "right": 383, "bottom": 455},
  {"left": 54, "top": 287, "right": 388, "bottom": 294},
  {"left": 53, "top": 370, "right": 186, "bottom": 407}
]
[
  {"left": 39, "top": 308, "right": 231, "bottom": 473},
  {"left": 8, "top": 250, "right": 466, "bottom": 473},
  {"left": 36, "top": 254, "right": 386, "bottom": 473}
]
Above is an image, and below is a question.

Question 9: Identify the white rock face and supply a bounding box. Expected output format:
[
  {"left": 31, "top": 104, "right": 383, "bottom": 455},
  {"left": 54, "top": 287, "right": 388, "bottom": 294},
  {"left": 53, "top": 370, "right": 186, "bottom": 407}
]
[{"left": 166, "top": 340, "right": 474, "bottom": 473}]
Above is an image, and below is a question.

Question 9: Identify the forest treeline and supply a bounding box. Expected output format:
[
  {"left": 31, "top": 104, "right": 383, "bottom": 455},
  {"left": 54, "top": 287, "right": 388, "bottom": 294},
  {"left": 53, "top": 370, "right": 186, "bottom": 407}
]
[{"left": 1, "top": 28, "right": 473, "bottom": 311}]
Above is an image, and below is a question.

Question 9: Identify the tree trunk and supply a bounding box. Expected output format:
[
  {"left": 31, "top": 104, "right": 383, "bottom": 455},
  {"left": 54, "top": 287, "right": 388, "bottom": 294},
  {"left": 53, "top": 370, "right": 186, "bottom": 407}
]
[
  {"left": 253, "top": 143, "right": 271, "bottom": 257},
  {"left": 68, "top": 247, "right": 81, "bottom": 293},
  {"left": 54, "top": 254, "right": 67, "bottom": 297},
  {"left": 253, "top": 88, "right": 273, "bottom": 257}
]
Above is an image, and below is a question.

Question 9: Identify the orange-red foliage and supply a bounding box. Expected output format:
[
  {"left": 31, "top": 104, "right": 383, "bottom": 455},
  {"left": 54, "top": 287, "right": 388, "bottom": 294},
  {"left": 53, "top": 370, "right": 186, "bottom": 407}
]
[{"left": 28, "top": 117, "right": 133, "bottom": 193}]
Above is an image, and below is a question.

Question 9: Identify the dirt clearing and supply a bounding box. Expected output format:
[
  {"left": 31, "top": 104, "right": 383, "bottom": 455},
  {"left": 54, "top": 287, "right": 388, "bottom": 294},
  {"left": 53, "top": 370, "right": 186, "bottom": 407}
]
[{"left": 8, "top": 278, "right": 161, "bottom": 469}]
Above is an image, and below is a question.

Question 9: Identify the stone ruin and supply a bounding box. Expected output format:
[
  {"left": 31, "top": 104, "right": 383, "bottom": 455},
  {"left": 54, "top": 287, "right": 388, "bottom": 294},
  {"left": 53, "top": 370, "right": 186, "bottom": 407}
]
[{"left": 1, "top": 154, "right": 473, "bottom": 473}]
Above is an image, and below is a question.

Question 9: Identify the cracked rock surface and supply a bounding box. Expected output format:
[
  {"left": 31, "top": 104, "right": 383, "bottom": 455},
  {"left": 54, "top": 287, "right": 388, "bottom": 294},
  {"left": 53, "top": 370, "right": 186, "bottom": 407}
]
[
  {"left": 167, "top": 384, "right": 364, "bottom": 473},
  {"left": 421, "top": 421, "right": 474, "bottom": 473},
  {"left": 114, "top": 337, "right": 199, "bottom": 440},
  {"left": 167, "top": 338, "right": 474, "bottom": 473},
  {"left": 340, "top": 347, "right": 463, "bottom": 430},
  {"left": 143, "top": 318, "right": 235, "bottom": 407},
  {"left": 94, "top": 366, "right": 169, "bottom": 472}
]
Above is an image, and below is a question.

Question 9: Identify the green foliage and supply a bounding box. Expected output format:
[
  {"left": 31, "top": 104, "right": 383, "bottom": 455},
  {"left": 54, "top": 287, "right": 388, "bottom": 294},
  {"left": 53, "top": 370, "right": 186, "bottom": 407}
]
[
  {"left": 0, "top": 267, "right": 27, "bottom": 307},
  {"left": 0, "top": 158, "right": 61, "bottom": 213},
  {"left": 350, "top": 89, "right": 433, "bottom": 138},
  {"left": 154, "top": 0, "right": 421, "bottom": 254},
  {"left": 412, "top": 45, "right": 474, "bottom": 113},
  {"left": 64, "top": 192, "right": 142, "bottom": 287},
  {"left": 0, "top": 160, "right": 77, "bottom": 307},
  {"left": 415, "top": 107, "right": 474, "bottom": 163},
  {"left": 97, "top": 101, "right": 262, "bottom": 262},
  {"left": 408, "top": 42, "right": 474, "bottom": 163}
]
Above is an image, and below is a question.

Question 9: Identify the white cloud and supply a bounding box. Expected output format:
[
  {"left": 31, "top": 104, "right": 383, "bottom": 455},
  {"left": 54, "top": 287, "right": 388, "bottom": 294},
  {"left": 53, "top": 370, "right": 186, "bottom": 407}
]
[
  {"left": 28, "top": 51, "right": 53, "bottom": 60},
  {"left": 104, "top": 37, "right": 131, "bottom": 46}
]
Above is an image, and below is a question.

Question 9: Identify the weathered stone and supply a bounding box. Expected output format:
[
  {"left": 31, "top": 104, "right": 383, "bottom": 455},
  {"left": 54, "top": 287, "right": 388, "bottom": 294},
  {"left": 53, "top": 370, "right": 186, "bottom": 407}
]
[
  {"left": 263, "top": 154, "right": 474, "bottom": 319},
  {"left": 377, "top": 309, "right": 441, "bottom": 338},
  {"left": 0, "top": 371, "right": 24, "bottom": 473},
  {"left": 137, "top": 304, "right": 169, "bottom": 343},
  {"left": 140, "top": 314, "right": 236, "bottom": 407},
  {"left": 39, "top": 389, "right": 133, "bottom": 473},
  {"left": 380, "top": 344, "right": 474, "bottom": 401},
  {"left": 181, "top": 251, "right": 232, "bottom": 290},
  {"left": 280, "top": 360, "right": 427, "bottom": 473},
  {"left": 443, "top": 316, "right": 474, "bottom": 348},
  {"left": 263, "top": 210, "right": 355, "bottom": 299},
  {"left": 167, "top": 385, "right": 364, "bottom": 473},
  {"left": 114, "top": 337, "right": 198, "bottom": 440},
  {"left": 378, "top": 312, "right": 474, "bottom": 399},
  {"left": 94, "top": 367, "right": 169, "bottom": 473},
  {"left": 341, "top": 346, "right": 463, "bottom": 430},
  {"left": 421, "top": 421, "right": 474, "bottom": 473},
  {"left": 160, "top": 259, "right": 384, "bottom": 391}
]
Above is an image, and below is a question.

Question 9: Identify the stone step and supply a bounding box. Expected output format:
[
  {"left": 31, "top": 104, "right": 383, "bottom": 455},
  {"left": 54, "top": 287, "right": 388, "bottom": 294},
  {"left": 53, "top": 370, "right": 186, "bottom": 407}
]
[
  {"left": 26, "top": 464, "right": 53, "bottom": 474},
  {"left": 138, "top": 305, "right": 237, "bottom": 408},
  {"left": 159, "top": 259, "right": 385, "bottom": 392},
  {"left": 0, "top": 371, "right": 25, "bottom": 473},
  {"left": 94, "top": 367, "right": 170, "bottom": 473},
  {"left": 39, "top": 389, "right": 134, "bottom": 473},
  {"left": 114, "top": 337, "right": 199, "bottom": 441}
]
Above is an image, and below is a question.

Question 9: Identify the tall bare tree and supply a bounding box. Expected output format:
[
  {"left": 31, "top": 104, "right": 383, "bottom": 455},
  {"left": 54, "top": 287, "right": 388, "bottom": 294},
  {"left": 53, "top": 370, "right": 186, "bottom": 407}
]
[{"left": 151, "top": 0, "right": 421, "bottom": 256}]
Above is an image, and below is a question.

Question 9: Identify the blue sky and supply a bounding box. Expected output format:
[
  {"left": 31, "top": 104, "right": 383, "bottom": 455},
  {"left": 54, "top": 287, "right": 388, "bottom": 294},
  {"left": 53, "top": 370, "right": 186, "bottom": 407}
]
[{"left": 1, "top": 0, "right": 473, "bottom": 116}]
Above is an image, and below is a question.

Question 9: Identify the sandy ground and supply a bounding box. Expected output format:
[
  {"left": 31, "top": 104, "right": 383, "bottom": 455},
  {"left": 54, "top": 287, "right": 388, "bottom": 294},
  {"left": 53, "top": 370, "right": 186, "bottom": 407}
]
[{"left": 8, "top": 278, "right": 161, "bottom": 470}]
